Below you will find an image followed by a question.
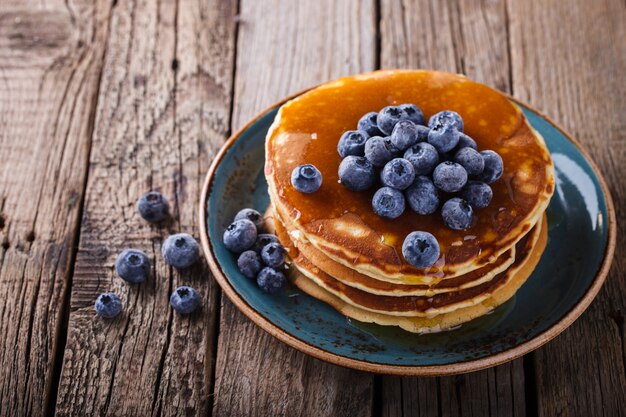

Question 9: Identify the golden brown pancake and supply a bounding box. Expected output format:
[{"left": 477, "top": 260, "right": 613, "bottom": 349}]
[
  {"left": 273, "top": 205, "right": 516, "bottom": 295},
  {"left": 266, "top": 70, "right": 554, "bottom": 283},
  {"left": 275, "top": 211, "right": 544, "bottom": 317},
  {"left": 289, "top": 216, "right": 548, "bottom": 331}
]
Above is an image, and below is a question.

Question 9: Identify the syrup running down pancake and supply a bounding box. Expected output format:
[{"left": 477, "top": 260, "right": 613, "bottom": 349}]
[{"left": 266, "top": 70, "right": 554, "bottom": 283}]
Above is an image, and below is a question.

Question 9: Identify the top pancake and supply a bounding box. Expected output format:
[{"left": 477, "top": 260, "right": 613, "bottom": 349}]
[{"left": 266, "top": 70, "right": 554, "bottom": 282}]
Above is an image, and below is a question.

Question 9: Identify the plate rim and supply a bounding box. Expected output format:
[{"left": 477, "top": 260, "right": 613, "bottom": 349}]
[{"left": 198, "top": 86, "right": 617, "bottom": 376}]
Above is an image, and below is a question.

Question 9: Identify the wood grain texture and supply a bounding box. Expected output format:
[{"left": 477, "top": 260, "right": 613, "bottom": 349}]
[
  {"left": 379, "top": 1, "right": 527, "bottom": 416},
  {"left": 212, "top": 1, "right": 377, "bottom": 416},
  {"left": 507, "top": 0, "right": 626, "bottom": 416},
  {"left": 54, "top": 0, "right": 237, "bottom": 415},
  {"left": 0, "top": 1, "right": 112, "bottom": 416}
]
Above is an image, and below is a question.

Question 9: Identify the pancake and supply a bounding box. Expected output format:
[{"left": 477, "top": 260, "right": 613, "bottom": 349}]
[
  {"left": 289, "top": 215, "right": 548, "bottom": 332},
  {"left": 265, "top": 70, "right": 555, "bottom": 283},
  {"left": 280, "top": 214, "right": 545, "bottom": 317},
  {"left": 273, "top": 207, "right": 516, "bottom": 296}
]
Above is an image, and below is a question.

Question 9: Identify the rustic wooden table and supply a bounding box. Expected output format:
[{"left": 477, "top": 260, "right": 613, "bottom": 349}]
[{"left": 0, "top": 0, "right": 624, "bottom": 416}]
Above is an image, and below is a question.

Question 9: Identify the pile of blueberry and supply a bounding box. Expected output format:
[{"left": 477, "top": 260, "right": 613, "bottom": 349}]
[
  {"left": 337, "top": 105, "right": 503, "bottom": 229},
  {"left": 340, "top": 105, "right": 503, "bottom": 268},
  {"left": 95, "top": 191, "right": 202, "bottom": 319},
  {"left": 223, "top": 208, "right": 287, "bottom": 294}
]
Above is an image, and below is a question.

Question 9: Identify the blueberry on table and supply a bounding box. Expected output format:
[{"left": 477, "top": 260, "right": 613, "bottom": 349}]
[
  {"left": 115, "top": 249, "right": 150, "bottom": 283},
  {"left": 404, "top": 142, "right": 439, "bottom": 175},
  {"left": 455, "top": 133, "right": 477, "bottom": 151},
  {"left": 136, "top": 191, "right": 169, "bottom": 223},
  {"left": 364, "top": 136, "right": 395, "bottom": 167},
  {"left": 442, "top": 197, "right": 474, "bottom": 230},
  {"left": 357, "top": 112, "right": 383, "bottom": 137},
  {"left": 170, "top": 286, "right": 200, "bottom": 315},
  {"left": 253, "top": 233, "right": 280, "bottom": 254},
  {"left": 428, "top": 110, "right": 464, "bottom": 132},
  {"left": 399, "top": 104, "right": 425, "bottom": 125},
  {"left": 261, "top": 242, "right": 286, "bottom": 268},
  {"left": 257, "top": 267, "right": 287, "bottom": 294},
  {"left": 372, "top": 187, "right": 406, "bottom": 219},
  {"left": 237, "top": 250, "right": 262, "bottom": 279},
  {"left": 337, "top": 130, "right": 369, "bottom": 157},
  {"left": 377, "top": 106, "right": 406, "bottom": 135},
  {"left": 433, "top": 161, "right": 468, "bottom": 193},
  {"left": 428, "top": 123, "right": 461, "bottom": 153},
  {"left": 380, "top": 158, "right": 416, "bottom": 190},
  {"left": 291, "top": 164, "right": 322, "bottom": 193},
  {"left": 234, "top": 208, "right": 264, "bottom": 230},
  {"left": 478, "top": 150, "right": 504, "bottom": 184},
  {"left": 338, "top": 156, "right": 376, "bottom": 191},
  {"left": 390, "top": 120, "right": 419, "bottom": 151},
  {"left": 405, "top": 176, "right": 439, "bottom": 215},
  {"left": 163, "top": 233, "right": 200, "bottom": 268},
  {"left": 95, "top": 292, "right": 122, "bottom": 319},
  {"left": 402, "top": 231, "right": 440, "bottom": 268},
  {"left": 454, "top": 147, "right": 485, "bottom": 177},
  {"left": 461, "top": 181, "right": 493, "bottom": 209}
]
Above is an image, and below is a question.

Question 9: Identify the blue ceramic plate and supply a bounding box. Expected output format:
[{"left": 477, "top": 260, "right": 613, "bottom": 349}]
[{"left": 199, "top": 95, "right": 616, "bottom": 375}]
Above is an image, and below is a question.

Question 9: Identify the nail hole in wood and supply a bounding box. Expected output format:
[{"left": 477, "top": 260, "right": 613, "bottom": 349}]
[
  {"left": 26, "top": 231, "right": 35, "bottom": 242},
  {"left": 171, "top": 59, "right": 179, "bottom": 71},
  {"left": 1, "top": 241, "right": 8, "bottom": 250},
  {"left": 0, "top": 215, "right": 4, "bottom": 230}
]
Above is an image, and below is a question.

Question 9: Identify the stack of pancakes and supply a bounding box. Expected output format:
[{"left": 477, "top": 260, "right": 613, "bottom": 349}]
[{"left": 265, "top": 70, "right": 555, "bottom": 333}]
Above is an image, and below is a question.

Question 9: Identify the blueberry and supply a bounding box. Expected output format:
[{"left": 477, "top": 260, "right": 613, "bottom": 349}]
[
  {"left": 254, "top": 233, "right": 280, "bottom": 253},
  {"left": 372, "top": 187, "right": 405, "bottom": 219},
  {"left": 455, "top": 133, "right": 477, "bottom": 151},
  {"left": 454, "top": 147, "right": 485, "bottom": 177},
  {"left": 433, "top": 161, "right": 468, "bottom": 193},
  {"left": 170, "top": 286, "right": 200, "bottom": 315},
  {"left": 377, "top": 106, "right": 405, "bottom": 135},
  {"left": 403, "top": 142, "right": 439, "bottom": 175},
  {"left": 441, "top": 198, "right": 473, "bottom": 230},
  {"left": 402, "top": 231, "right": 440, "bottom": 268},
  {"left": 405, "top": 176, "right": 439, "bottom": 215},
  {"left": 384, "top": 137, "right": 402, "bottom": 157},
  {"left": 380, "top": 158, "right": 415, "bottom": 190},
  {"left": 428, "top": 124, "right": 460, "bottom": 153},
  {"left": 237, "top": 250, "right": 262, "bottom": 278},
  {"left": 416, "top": 125, "right": 430, "bottom": 142},
  {"left": 338, "top": 156, "right": 376, "bottom": 191},
  {"left": 95, "top": 292, "right": 122, "bottom": 319},
  {"left": 364, "top": 136, "right": 394, "bottom": 167},
  {"left": 136, "top": 191, "right": 169, "bottom": 223},
  {"left": 428, "top": 110, "right": 464, "bottom": 132},
  {"left": 257, "top": 267, "right": 287, "bottom": 294},
  {"left": 234, "top": 208, "right": 264, "bottom": 230},
  {"left": 357, "top": 112, "right": 383, "bottom": 137},
  {"left": 291, "top": 164, "right": 322, "bottom": 193},
  {"left": 115, "top": 249, "right": 150, "bottom": 283},
  {"left": 478, "top": 150, "right": 504, "bottom": 184},
  {"left": 390, "top": 120, "right": 419, "bottom": 151},
  {"left": 162, "top": 233, "right": 200, "bottom": 268},
  {"left": 399, "top": 104, "right": 425, "bottom": 125},
  {"left": 223, "top": 219, "right": 257, "bottom": 253},
  {"left": 261, "top": 242, "right": 286, "bottom": 268},
  {"left": 461, "top": 181, "right": 493, "bottom": 209},
  {"left": 337, "top": 130, "right": 369, "bottom": 157}
]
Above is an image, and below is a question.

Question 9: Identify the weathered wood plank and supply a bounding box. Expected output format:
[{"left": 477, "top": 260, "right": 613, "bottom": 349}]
[
  {"left": 0, "top": 1, "right": 112, "bottom": 416},
  {"left": 507, "top": 0, "right": 626, "bottom": 415},
  {"left": 212, "top": 1, "right": 377, "bottom": 416},
  {"left": 380, "top": 1, "right": 527, "bottom": 416},
  {"left": 54, "top": 0, "right": 237, "bottom": 415}
]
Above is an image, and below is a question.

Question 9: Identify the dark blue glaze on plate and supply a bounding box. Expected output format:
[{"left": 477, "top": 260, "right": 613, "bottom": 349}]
[{"left": 200, "top": 99, "right": 615, "bottom": 375}]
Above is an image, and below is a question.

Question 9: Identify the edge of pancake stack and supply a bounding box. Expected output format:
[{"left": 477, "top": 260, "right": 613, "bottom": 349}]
[{"left": 264, "top": 70, "right": 555, "bottom": 334}]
